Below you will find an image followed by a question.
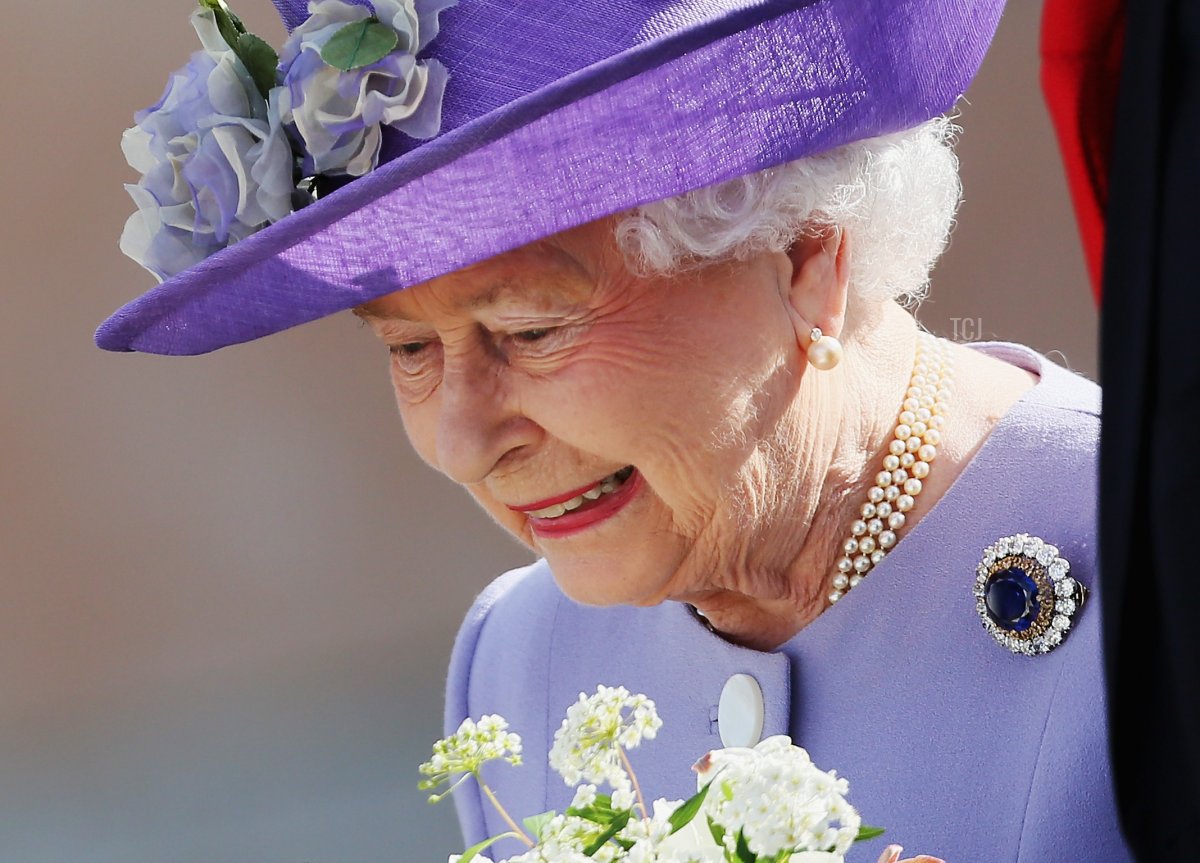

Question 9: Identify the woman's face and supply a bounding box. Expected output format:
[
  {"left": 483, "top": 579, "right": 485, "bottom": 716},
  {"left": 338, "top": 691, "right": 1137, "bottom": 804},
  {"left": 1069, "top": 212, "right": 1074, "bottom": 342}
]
[{"left": 357, "top": 217, "right": 814, "bottom": 608}]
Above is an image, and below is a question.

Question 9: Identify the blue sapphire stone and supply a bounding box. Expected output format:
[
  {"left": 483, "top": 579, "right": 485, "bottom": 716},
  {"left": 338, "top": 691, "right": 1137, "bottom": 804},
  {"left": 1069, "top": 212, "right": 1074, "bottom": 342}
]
[{"left": 984, "top": 566, "right": 1041, "bottom": 632}]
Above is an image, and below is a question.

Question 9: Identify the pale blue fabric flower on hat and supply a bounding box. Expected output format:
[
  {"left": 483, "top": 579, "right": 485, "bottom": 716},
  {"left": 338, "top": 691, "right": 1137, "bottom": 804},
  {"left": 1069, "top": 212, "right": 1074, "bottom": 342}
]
[
  {"left": 120, "top": 8, "right": 294, "bottom": 281},
  {"left": 276, "top": 0, "right": 455, "bottom": 177}
]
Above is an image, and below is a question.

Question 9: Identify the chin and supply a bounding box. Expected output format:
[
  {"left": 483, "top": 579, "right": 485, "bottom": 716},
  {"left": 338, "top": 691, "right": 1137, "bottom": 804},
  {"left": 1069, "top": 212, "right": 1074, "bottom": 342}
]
[{"left": 542, "top": 543, "right": 685, "bottom": 609}]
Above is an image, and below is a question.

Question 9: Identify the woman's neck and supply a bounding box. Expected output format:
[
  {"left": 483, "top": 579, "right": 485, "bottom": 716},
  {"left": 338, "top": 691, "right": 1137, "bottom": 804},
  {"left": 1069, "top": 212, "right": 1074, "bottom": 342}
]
[{"left": 690, "top": 307, "right": 1035, "bottom": 651}]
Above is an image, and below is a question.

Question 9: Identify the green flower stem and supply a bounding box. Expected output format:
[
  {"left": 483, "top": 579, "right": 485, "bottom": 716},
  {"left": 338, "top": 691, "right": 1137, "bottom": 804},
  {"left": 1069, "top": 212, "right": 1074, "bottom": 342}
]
[
  {"left": 480, "top": 779, "right": 534, "bottom": 847},
  {"left": 426, "top": 771, "right": 472, "bottom": 804},
  {"left": 616, "top": 746, "right": 648, "bottom": 820}
]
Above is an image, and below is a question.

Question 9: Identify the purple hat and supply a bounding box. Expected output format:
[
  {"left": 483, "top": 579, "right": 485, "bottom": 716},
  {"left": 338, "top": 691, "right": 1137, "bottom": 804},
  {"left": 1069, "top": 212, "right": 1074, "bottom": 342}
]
[{"left": 97, "top": 0, "right": 1004, "bottom": 356}]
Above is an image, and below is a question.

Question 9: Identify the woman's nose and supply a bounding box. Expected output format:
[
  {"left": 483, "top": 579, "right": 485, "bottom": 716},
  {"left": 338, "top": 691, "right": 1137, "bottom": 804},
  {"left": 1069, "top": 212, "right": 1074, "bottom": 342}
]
[{"left": 434, "top": 359, "right": 540, "bottom": 485}]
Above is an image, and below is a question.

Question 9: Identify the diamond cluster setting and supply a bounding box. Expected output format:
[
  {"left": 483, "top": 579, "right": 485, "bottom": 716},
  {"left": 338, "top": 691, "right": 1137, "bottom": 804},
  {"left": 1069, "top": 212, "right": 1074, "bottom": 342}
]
[{"left": 974, "top": 533, "right": 1087, "bottom": 655}]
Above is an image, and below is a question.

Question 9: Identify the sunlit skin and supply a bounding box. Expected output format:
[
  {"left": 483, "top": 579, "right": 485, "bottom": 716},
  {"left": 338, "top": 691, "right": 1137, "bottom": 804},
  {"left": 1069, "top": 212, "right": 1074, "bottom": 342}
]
[{"left": 357, "top": 216, "right": 1036, "bottom": 650}]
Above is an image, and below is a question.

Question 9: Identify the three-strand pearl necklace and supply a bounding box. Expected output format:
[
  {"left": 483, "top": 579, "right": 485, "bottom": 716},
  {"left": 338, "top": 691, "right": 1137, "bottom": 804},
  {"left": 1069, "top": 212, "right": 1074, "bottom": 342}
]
[{"left": 827, "top": 332, "right": 953, "bottom": 604}]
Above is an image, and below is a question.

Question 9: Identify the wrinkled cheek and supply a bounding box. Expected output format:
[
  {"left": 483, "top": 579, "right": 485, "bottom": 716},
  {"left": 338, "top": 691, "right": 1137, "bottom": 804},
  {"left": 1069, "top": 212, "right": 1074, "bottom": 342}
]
[
  {"left": 395, "top": 402, "right": 442, "bottom": 472},
  {"left": 718, "top": 470, "right": 772, "bottom": 529},
  {"left": 632, "top": 467, "right": 717, "bottom": 544}
]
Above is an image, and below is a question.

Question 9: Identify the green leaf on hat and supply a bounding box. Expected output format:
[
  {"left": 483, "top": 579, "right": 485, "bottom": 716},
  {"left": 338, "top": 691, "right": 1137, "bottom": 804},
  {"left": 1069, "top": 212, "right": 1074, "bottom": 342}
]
[
  {"left": 198, "top": 0, "right": 247, "bottom": 52},
  {"left": 321, "top": 19, "right": 399, "bottom": 71},
  {"left": 856, "top": 825, "right": 887, "bottom": 842},
  {"left": 235, "top": 32, "right": 279, "bottom": 97}
]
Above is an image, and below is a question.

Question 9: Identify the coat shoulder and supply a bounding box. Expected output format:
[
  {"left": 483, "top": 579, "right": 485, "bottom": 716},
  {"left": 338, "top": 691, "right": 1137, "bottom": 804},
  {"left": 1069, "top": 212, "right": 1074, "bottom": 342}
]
[
  {"left": 445, "top": 559, "right": 562, "bottom": 732},
  {"left": 443, "top": 559, "right": 564, "bottom": 846}
]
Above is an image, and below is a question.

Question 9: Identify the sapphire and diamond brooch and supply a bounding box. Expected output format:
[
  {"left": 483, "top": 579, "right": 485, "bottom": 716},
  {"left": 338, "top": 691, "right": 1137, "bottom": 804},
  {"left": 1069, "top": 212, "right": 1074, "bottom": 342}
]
[{"left": 974, "top": 533, "right": 1087, "bottom": 655}]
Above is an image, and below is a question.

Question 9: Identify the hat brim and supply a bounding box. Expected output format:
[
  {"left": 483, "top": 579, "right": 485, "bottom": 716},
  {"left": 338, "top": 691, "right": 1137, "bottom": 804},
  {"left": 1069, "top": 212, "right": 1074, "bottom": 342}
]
[{"left": 96, "top": 0, "right": 1002, "bottom": 355}]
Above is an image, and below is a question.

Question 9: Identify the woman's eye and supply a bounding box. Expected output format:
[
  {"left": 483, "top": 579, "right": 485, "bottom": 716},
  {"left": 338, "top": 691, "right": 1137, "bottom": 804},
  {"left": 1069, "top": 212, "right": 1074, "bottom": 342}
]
[
  {"left": 502, "top": 325, "right": 574, "bottom": 359},
  {"left": 388, "top": 340, "right": 440, "bottom": 375},
  {"left": 513, "top": 328, "right": 551, "bottom": 342},
  {"left": 386, "top": 339, "right": 442, "bottom": 401}
]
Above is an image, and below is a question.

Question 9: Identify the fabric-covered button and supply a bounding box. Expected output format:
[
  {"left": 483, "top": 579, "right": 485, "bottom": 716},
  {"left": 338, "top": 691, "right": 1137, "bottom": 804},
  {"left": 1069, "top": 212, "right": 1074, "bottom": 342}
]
[{"left": 717, "top": 673, "right": 764, "bottom": 748}]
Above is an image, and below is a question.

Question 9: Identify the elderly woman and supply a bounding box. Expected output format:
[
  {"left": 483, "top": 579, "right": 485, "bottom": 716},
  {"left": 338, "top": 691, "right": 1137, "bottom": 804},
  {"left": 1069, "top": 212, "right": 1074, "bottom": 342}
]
[
  {"left": 419, "top": 131, "right": 1126, "bottom": 861},
  {"left": 99, "top": 0, "right": 1132, "bottom": 860}
]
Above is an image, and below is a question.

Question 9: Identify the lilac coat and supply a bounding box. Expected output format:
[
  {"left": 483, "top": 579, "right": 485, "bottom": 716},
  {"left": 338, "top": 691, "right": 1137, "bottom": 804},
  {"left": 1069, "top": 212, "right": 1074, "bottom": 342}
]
[{"left": 444, "top": 343, "right": 1133, "bottom": 862}]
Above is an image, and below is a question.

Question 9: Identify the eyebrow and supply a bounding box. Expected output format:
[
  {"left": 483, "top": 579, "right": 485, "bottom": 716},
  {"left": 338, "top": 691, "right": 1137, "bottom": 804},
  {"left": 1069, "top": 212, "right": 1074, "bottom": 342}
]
[
  {"left": 352, "top": 305, "right": 417, "bottom": 324},
  {"left": 354, "top": 276, "right": 583, "bottom": 322}
]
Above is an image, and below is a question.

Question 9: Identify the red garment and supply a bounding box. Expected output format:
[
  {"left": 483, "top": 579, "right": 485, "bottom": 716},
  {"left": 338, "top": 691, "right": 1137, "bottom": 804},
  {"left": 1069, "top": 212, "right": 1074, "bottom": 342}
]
[{"left": 1040, "top": 0, "right": 1125, "bottom": 303}]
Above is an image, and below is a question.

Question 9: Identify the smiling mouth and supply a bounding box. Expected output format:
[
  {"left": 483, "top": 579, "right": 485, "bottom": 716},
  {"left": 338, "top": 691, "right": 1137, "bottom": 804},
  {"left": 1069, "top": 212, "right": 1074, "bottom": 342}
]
[{"left": 516, "top": 466, "right": 636, "bottom": 520}]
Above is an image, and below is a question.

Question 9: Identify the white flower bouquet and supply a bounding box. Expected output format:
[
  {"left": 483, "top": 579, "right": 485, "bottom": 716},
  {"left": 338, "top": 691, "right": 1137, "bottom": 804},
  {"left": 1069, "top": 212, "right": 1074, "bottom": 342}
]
[{"left": 421, "top": 686, "right": 942, "bottom": 863}]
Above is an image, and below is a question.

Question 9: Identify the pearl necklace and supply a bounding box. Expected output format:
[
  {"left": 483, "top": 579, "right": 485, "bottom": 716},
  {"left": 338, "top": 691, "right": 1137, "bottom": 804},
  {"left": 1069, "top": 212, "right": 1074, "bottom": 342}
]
[{"left": 827, "top": 332, "right": 953, "bottom": 604}]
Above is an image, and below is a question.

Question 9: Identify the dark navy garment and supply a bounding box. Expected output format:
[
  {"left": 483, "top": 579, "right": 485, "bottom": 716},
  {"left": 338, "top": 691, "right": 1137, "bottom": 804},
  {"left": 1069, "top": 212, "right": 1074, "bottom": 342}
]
[{"left": 445, "top": 343, "right": 1133, "bottom": 863}]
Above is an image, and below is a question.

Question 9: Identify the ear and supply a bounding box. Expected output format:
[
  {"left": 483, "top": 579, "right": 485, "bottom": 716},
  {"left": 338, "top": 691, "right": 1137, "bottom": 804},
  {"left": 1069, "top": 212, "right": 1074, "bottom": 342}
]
[{"left": 781, "top": 226, "right": 851, "bottom": 344}]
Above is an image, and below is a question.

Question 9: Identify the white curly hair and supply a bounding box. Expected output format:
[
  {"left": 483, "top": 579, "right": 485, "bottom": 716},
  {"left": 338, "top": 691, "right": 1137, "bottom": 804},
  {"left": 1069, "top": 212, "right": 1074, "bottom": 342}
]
[{"left": 613, "top": 116, "right": 961, "bottom": 321}]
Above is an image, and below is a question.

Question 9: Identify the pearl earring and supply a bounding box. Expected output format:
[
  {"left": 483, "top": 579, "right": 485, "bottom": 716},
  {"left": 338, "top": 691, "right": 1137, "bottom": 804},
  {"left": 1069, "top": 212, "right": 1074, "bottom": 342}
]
[{"left": 806, "top": 327, "right": 843, "bottom": 370}]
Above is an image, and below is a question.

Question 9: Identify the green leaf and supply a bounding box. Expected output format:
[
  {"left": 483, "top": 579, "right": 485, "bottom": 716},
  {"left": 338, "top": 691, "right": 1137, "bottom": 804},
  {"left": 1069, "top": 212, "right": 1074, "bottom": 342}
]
[
  {"left": 734, "top": 829, "right": 756, "bottom": 863},
  {"left": 455, "top": 832, "right": 520, "bottom": 863},
  {"left": 707, "top": 817, "right": 726, "bottom": 849},
  {"left": 567, "top": 793, "right": 622, "bottom": 825},
  {"left": 582, "top": 810, "right": 630, "bottom": 857},
  {"left": 668, "top": 782, "right": 711, "bottom": 834},
  {"left": 208, "top": 0, "right": 248, "bottom": 33},
  {"left": 567, "top": 805, "right": 612, "bottom": 825},
  {"left": 198, "top": 0, "right": 246, "bottom": 51},
  {"left": 855, "top": 825, "right": 887, "bottom": 842},
  {"left": 522, "top": 810, "right": 556, "bottom": 840},
  {"left": 235, "top": 32, "right": 279, "bottom": 97},
  {"left": 320, "top": 18, "right": 399, "bottom": 71}
]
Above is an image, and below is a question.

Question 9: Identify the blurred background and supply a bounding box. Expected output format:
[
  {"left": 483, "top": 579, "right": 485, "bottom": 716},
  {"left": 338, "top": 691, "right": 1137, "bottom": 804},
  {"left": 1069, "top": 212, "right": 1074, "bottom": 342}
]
[{"left": 0, "top": 2, "right": 1094, "bottom": 862}]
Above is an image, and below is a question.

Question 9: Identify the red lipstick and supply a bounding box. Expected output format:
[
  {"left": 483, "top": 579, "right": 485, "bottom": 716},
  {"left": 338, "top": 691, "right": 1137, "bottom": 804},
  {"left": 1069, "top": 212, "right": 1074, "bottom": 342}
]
[
  {"left": 526, "top": 469, "right": 644, "bottom": 539},
  {"left": 509, "top": 477, "right": 608, "bottom": 512}
]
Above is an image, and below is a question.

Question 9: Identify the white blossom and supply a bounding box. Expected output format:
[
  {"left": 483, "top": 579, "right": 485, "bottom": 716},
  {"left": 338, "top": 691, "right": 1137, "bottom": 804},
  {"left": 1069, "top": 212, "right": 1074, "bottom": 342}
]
[
  {"left": 419, "top": 714, "right": 522, "bottom": 798},
  {"left": 500, "top": 813, "right": 605, "bottom": 862},
  {"left": 610, "top": 783, "right": 636, "bottom": 812},
  {"left": 696, "top": 736, "right": 860, "bottom": 859},
  {"left": 570, "top": 784, "right": 598, "bottom": 810},
  {"left": 549, "top": 686, "right": 663, "bottom": 792},
  {"left": 655, "top": 808, "right": 725, "bottom": 863},
  {"left": 436, "top": 701, "right": 872, "bottom": 863}
]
